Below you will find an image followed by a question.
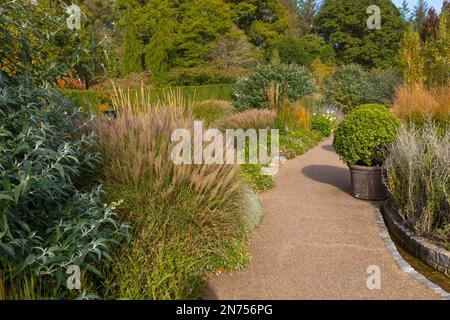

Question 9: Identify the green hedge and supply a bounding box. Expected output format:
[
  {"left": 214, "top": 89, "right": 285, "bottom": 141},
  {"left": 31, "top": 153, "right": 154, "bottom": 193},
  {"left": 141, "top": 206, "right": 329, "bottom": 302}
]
[
  {"left": 65, "top": 84, "right": 233, "bottom": 113},
  {"left": 168, "top": 67, "right": 248, "bottom": 86}
]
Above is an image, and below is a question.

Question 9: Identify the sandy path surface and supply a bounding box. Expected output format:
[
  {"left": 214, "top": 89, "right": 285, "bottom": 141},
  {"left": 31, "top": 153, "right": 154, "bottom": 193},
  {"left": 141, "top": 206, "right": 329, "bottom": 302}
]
[{"left": 204, "top": 138, "right": 440, "bottom": 300}]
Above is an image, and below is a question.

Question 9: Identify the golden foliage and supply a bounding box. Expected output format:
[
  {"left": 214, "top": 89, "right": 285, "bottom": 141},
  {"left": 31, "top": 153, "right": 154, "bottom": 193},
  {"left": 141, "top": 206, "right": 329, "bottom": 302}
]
[
  {"left": 392, "top": 83, "right": 450, "bottom": 124},
  {"left": 312, "top": 58, "right": 333, "bottom": 88},
  {"left": 293, "top": 104, "right": 312, "bottom": 131}
]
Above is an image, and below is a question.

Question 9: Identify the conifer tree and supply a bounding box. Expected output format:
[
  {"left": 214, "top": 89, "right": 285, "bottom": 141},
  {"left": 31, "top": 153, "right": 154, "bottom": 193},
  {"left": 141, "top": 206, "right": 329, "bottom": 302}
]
[
  {"left": 123, "top": 5, "right": 142, "bottom": 75},
  {"left": 280, "top": 0, "right": 302, "bottom": 37},
  {"left": 413, "top": 0, "right": 429, "bottom": 30},
  {"left": 144, "top": 0, "right": 177, "bottom": 83},
  {"left": 424, "top": 9, "right": 450, "bottom": 85},
  {"left": 399, "top": 25, "right": 424, "bottom": 85},
  {"left": 296, "top": 0, "right": 319, "bottom": 35},
  {"left": 400, "top": 0, "right": 411, "bottom": 22},
  {"left": 420, "top": 7, "right": 440, "bottom": 41}
]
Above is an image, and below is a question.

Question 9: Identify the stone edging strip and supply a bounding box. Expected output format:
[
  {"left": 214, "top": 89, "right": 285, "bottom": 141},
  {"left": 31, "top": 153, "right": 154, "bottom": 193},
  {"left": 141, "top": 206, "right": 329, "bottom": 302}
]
[
  {"left": 381, "top": 203, "right": 450, "bottom": 277},
  {"left": 373, "top": 205, "right": 450, "bottom": 300}
]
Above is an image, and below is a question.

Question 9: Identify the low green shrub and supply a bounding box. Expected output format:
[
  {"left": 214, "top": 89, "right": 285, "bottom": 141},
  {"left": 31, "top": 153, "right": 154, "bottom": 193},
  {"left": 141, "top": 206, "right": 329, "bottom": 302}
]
[
  {"left": 239, "top": 164, "right": 275, "bottom": 192},
  {"left": 193, "top": 100, "right": 235, "bottom": 125},
  {"left": 240, "top": 186, "right": 265, "bottom": 230},
  {"left": 366, "top": 69, "right": 403, "bottom": 105},
  {"left": 384, "top": 122, "right": 449, "bottom": 248},
  {"left": 64, "top": 89, "right": 107, "bottom": 114},
  {"left": 232, "top": 63, "right": 316, "bottom": 111},
  {"left": 0, "top": 75, "right": 127, "bottom": 299},
  {"left": 174, "top": 84, "right": 233, "bottom": 101},
  {"left": 279, "top": 127, "right": 323, "bottom": 160},
  {"left": 312, "top": 114, "right": 335, "bottom": 137},
  {"left": 333, "top": 104, "right": 400, "bottom": 166},
  {"left": 325, "top": 64, "right": 370, "bottom": 113},
  {"left": 168, "top": 67, "right": 248, "bottom": 86}
]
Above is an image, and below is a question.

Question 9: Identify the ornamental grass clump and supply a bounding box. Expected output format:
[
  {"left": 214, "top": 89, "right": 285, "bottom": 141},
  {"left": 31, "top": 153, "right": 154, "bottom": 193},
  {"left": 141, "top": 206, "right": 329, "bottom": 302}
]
[
  {"left": 333, "top": 104, "right": 400, "bottom": 166},
  {"left": 384, "top": 122, "right": 449, "bottom": 246},
  {"left": 293, "top": 105, "right": 312, "bottom": 131},
  {"left": 95, "top": 90, "right": 252, "bottom": 299},
  {"left": 275, "top": 101, "right": 313, "bottom": 132},
  {"left": 193, "top": 100, "right": 235, "bottom": 125},
  {"left": 214, "top": 109, "right": 277, "bottom": 130},
  {"left": 392, "top": 83, "right": 450, "bottom": 130}
]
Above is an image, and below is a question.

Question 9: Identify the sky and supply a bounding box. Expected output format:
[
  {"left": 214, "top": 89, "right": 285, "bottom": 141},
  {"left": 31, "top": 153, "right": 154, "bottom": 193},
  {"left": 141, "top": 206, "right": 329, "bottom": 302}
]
[{"left": 392, "top": 0, "right": 444, "bottom": 13}]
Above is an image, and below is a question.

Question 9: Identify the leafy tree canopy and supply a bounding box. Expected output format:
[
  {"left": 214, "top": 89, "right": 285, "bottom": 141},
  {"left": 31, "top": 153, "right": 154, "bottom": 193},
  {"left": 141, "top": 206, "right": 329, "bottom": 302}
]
[
  {"left": 227, "top": 0, "right": 289, "bottom": 48},
  {"left": 117, "top": 0, "right": 233, "bottom": 73},
  {"left": 175, "top": 0, "right": 233, "bottom": 67},
  {"left": 274, "top": 34, "right": 335, "bottom": 66},
  {"left": 313, "top": 0, "right": 406, "bottom": 68}
]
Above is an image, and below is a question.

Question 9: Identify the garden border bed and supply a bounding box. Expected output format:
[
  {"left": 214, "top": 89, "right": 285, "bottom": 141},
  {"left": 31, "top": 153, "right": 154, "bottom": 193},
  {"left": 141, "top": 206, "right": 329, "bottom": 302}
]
[{"left": 380, "top": 202, "right": 450, "bottom": 277}]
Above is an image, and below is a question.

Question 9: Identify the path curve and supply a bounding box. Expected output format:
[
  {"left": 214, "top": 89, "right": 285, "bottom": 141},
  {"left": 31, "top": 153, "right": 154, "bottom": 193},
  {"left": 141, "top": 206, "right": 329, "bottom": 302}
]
[{"left": 204, "top": 138, "right": 440, "bottom": 300}]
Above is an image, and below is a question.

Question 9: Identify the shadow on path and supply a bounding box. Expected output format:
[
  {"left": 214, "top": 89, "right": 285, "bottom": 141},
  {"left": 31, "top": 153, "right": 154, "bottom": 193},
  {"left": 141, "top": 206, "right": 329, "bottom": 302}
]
[
  {"left": 202, "top": 283, "right": 219, "bottom": 300},
  {"left": 302, "top": 164, "right": 352, "bottom": 195},
  {"left": 322, "top": 144, "right": 335, "bottom": 153}
]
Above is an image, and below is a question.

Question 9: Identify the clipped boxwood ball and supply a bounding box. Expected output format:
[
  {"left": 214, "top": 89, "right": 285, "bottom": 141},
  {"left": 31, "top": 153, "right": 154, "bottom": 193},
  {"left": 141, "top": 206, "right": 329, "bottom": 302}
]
[{"left": 333, "top": 104, "right": 399, "bottom": 166}]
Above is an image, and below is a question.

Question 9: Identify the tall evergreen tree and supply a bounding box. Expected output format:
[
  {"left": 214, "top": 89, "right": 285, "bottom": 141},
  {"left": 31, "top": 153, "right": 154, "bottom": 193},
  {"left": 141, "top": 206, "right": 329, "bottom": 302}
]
[
  {"left": 443, "top": 0, "right": 450, "bottom": 12},
  {"left": 400, "top": 0, "right": 411, "bottom": 22},
  {"left": 313, "top": 0, "right": 406, "bottom": 68},
  {"left": 424, "top": 9, "right": 450, "bottom": 85},
  {"left": 296, "top": 0, "right": 318, "bottom": 35},
  {"left": 175, "top": 0, "right": 232, "bottom": 67},
  {"left": 144, "top": 0, "right": 177, "bottom": 83},
  {"left": 399, "top": 25, "right": 424, "bottom": 85},
  {"left": 420, "top": 7, "right": 440, "bottom": 41},
  {"left": 413, "top": 0, "right": 429, "bottom": 30},
  {"left": 123, "top": 5, "right": 142, "bottom": 75},
  {"left": 280, "top": 0, "right": 302, "bottom": 37}
]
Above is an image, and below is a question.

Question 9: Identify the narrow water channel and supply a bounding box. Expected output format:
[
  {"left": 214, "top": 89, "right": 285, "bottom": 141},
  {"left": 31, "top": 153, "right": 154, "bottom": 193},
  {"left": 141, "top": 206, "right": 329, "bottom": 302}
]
[{"left": 391, "top": 236, "right": 450, "bottom": 293}]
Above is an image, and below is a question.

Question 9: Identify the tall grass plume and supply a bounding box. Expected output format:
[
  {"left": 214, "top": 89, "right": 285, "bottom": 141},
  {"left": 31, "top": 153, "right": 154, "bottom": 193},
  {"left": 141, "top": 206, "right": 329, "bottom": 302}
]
[{"left": 95, "top": 88, "right": 252, "bottom": 299}]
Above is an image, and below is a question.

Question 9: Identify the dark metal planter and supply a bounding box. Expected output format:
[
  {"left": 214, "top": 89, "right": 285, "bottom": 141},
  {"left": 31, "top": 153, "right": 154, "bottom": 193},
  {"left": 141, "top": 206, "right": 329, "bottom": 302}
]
[{"left": 349, "top": 165, "right": 388, "bottom": 201}]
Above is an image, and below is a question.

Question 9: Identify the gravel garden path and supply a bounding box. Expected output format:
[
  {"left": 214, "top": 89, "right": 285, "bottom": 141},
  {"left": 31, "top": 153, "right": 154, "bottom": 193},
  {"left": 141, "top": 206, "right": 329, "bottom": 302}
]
[{"left": 204, "top": 138, "right": 440, "bottom": 300}]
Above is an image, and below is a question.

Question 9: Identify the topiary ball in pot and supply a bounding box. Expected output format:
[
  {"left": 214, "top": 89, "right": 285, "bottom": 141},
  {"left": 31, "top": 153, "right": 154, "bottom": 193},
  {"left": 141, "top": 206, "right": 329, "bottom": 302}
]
[{"left": 333, "top": 104, "right": 400, "bottom": 200}]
